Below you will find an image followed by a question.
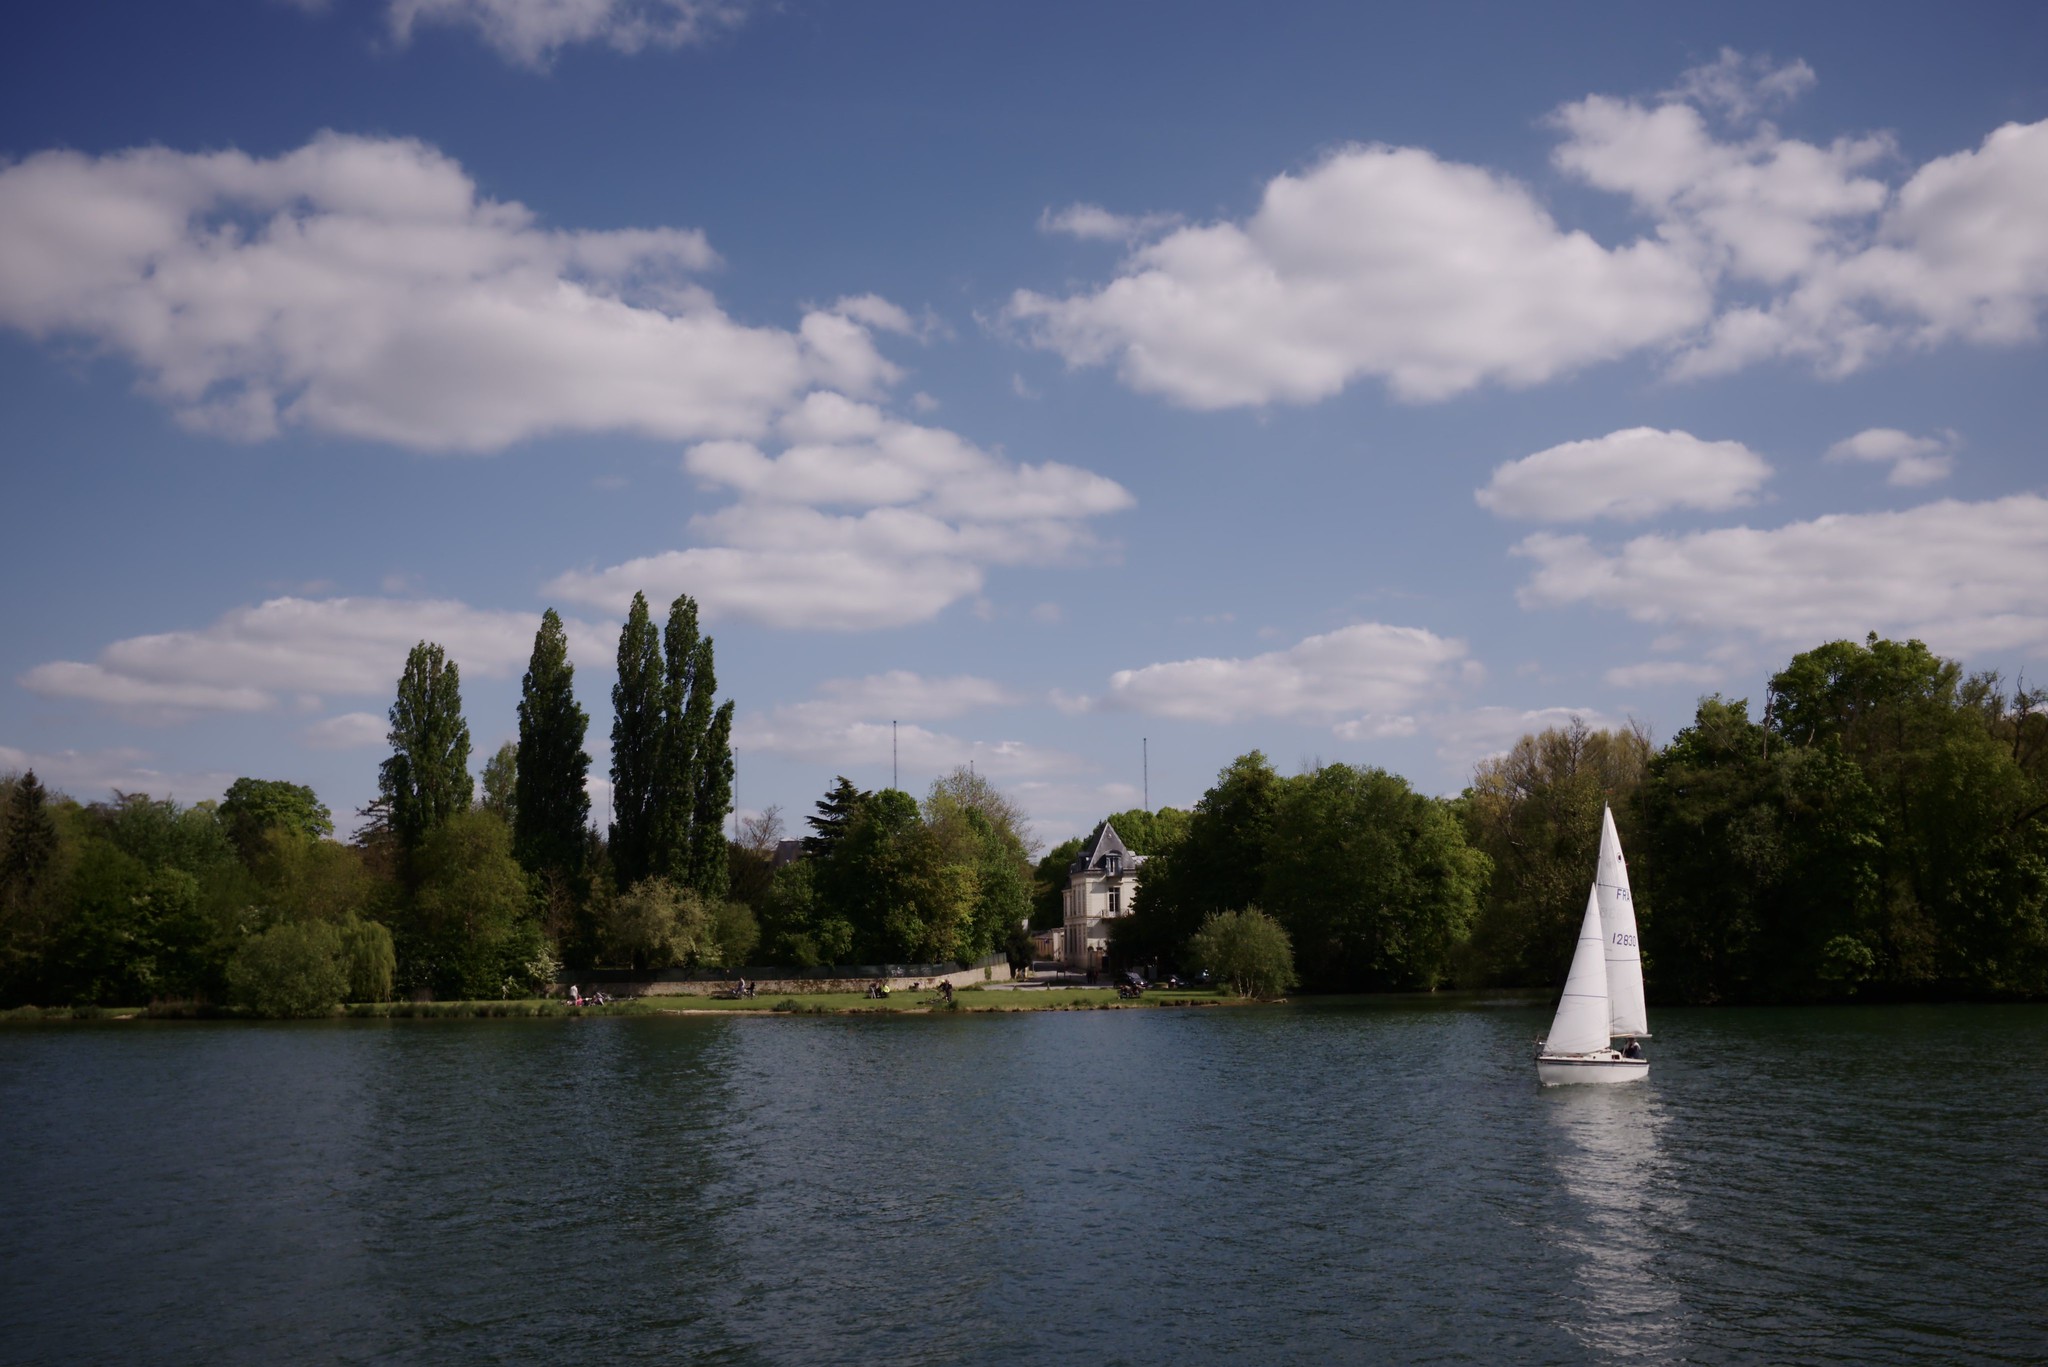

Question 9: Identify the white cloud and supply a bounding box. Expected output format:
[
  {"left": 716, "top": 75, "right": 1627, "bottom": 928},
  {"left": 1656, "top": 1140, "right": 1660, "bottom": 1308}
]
[
  {"left": 1825, "top": 427, "right": 1958, "bottom": 487},
  {"left": 1552, "top": 58, "right": 2048, "bottom": 381},
  {"left": 387, "top": 0, "right": 752, "bottom": 68},
  {"left": 1011, "top": 143, "right": 1709, "bottom": 407},
  {"left": 1515, "top": 493, "right": 2048, "bottom": 658},
  {"left": 1012, "top": 55, "right": 2048, "bottom": 408},
  {"left": 302, "top": 711, "right": 390, "bottom": 749},
  {"left": 1030, "top": 602, "right": 1063, "bottom": 624},
  {"left": 1102, "top": 623, "right": 1471, "bottom": 734},
  {"left": 20, "top": 596, "right": 603, "bottom": 718},
  {"left": 1664, "top": 49, "right": 1817, "bottom": 122},
  {"left": 0, "top": 133, "right": 901, "bottom": 451},
  {"left": 0, "top": 743, "right": 237, "bottom": 805},
  {"left": 1602, "top": 660, "right": 1722, "bottom": 690},
  {"left": 546, "top": 396, "right": 1132, "bottom": 630},
  {"left": 1038, "top": 203, "right": 1182, "bottom": 243},
  {"left": 1476, "top": 427, "right": 1772, "bottom": 522},
  {"left": 733, "top": 672, "right": 1080, "bottom": 781}
]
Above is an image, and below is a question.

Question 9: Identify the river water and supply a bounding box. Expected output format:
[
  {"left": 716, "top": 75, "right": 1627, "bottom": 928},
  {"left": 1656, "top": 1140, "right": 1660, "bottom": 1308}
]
[{"left": 3, "top": 1000, "right": 2044, "bottom": 1365}]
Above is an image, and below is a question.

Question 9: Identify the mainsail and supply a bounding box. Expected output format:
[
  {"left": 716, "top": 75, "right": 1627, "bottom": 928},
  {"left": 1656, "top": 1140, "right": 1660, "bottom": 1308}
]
[
  {"left": 1596, "top": 804, "right": 1649, "bottom": 1038},
  {"left": 1543, "top": 885, "right": 1610, "bottom": 1056}
]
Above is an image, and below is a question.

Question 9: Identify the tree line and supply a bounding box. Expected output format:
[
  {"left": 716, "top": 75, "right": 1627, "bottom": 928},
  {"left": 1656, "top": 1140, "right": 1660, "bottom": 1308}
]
[
  {"left": 5, "top": 630, "right": 2042, "bottom": 1013},
  {"left": 1076, "top": 634, "right": 2048, "bottom": 1003}
]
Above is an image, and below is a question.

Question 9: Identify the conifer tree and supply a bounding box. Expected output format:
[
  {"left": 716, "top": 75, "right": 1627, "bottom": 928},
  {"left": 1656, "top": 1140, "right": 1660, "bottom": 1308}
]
[
  {"left": 804, "top": 777, "right": 868, "bottom": 859},
  {"left": 0, "top": 769, "right": 58, "bottom": 910},
  {"left": 610, "top": 592, "right": 662, "bottom": 888},
  {"left": 378, "top": 642, "right": 473, "bottom": 854},
  {"left": 513, "top": 608, "right": 591, "bottom": 880}
]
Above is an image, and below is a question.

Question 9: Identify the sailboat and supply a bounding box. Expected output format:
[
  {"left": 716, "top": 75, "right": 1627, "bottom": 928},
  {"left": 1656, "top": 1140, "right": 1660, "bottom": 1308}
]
[{"left": 1535, "top": 805, "right": 1650, "bottom": 1086}]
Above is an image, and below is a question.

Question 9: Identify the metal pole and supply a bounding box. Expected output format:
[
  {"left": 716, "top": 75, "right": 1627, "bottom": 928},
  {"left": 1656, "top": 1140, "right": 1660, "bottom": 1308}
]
[
  {"left": 1144, "top": 737, "right": 1149, "bottom": 812},
  {"left": 893, "top": 720, "right": 898, "bottom": 790}
]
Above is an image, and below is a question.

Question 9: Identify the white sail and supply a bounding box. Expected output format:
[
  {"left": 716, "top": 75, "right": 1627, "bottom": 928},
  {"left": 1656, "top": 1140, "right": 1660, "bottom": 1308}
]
[
  {"left": 1596, "top": 804, "right": 1649, "bottom": 1038},
  {"left": 1543, "top": 885, "right": 1610, "bottom": 1056}
]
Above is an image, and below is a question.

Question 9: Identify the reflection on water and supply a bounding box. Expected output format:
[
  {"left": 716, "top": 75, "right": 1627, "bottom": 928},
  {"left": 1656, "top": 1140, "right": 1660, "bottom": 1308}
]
[
  {"left": 1542, "top": 1084, "right": 1686, "bottom": 1361},
  {"left": 2, "top": 1002, "right": 2046, "bottom": 1366}
]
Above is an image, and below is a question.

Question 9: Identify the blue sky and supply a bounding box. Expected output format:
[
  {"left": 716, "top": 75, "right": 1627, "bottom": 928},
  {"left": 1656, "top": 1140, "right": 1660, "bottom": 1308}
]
[{"left": 4, "top": 1, "right": 2046, "bottom": 847}]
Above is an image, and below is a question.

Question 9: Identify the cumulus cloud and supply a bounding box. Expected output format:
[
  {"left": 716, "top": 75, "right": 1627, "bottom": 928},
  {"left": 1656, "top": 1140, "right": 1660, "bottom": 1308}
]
[
  {"left": 733, "top": 672, "right": 1081, "bottom": 780},
  {"left": 387, "top": 0, "right": 752, "bottom": 67},
  {"left": 1515, "top": 493, "right": 2048, "bottom": 658},
  {"left": 1011, "top": 144, "right": 1708, "bottom": 407},
  {"left": 1554, "top": 57, "right": 2048, "bottom": 380},
  {"left": 1038, "top": 203, "right": 1183, "bottom": 243},
  {"left": 1012, "top": 53, "right": 2048, "bottom": 408},
  {"left": 0, "top": 133, "right": 902, "bottom": 451},
  {"left": 1825, "top": 427, "right": 1958, "bottom": 487},
  {"left": 1476, "top": 427, "right": 1772, "bottom": 522},
  {"left": 20, "top": 596, "right": 604, "bottom": 718},
  {"left": 546, "top": 395, "right": 1133, "bottom": 629},
  {"left": 1101, "top": 623, "right": 1472, "bottom": 735}
]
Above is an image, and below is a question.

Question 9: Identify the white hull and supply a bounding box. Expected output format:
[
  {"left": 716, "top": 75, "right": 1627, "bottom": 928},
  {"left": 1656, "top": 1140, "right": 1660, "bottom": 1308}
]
[{"left": 1536, "top": 1053, "right": 1649, "bottom": 1086}]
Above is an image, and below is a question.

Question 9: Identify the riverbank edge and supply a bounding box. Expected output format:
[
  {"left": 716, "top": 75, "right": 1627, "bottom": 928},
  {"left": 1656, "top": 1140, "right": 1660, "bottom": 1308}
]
[{"left": 0, "top": 987, "right": 1271, "bottom": 1023}]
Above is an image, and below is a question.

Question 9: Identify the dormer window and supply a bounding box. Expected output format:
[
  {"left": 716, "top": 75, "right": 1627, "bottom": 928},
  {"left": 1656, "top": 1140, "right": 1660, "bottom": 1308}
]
[{"left": 1106, "top": 853, "right": 1121, "bottom": 875}]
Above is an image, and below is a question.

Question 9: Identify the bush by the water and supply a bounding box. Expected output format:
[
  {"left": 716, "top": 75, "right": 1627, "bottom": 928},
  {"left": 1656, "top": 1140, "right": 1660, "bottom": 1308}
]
[
  {"left": 227, "top": 922, "right": 347, "bottom": 1017},
  {"left": 1188, "top": 907, "right": 1297, "bottom": 999}
]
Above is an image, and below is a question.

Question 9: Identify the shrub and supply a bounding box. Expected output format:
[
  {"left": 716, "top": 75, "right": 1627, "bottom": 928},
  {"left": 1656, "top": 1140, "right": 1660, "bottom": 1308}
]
[
  {"left": 1187, "top": 907, "right": 1297, "bottom": 999},
  {"left": 227, "top": 921, "right": 347, "bottom": 1017},
  {"left": 338, "top": 916, "right": 396, "bottom": 1002}
]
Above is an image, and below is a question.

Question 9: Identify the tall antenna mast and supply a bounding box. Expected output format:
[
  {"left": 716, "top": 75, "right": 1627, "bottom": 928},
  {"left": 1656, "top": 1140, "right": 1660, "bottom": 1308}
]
[
  {"left": 892, "top": 719, "right": 898, "bottom": 790},
  {"left": 1144, "top": 737, "right": 1149, "bottom": 812}
]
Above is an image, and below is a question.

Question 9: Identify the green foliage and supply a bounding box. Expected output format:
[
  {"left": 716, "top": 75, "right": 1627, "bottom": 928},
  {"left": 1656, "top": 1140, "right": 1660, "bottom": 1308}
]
[
  {"left": 803, "top": 777, "right": 867, "bottom": 859},
  {"left": 1459, "top": 719, "right": 1653, "bottom": 987},
  {"left": 609, "top": 591, "right": 663, "bottom": 889},
  {"left": 227, "top": 921, "right": 347, "bottom": 1017},
  {"left": 337, "top": 915, "right": 396, "bottom": 1002},
  {"left": 479, "top": 741, "right": 518, "bottom": 827},
  {"left": 378, "top": 641, "right": 473, "bottom": 854},
  {"left": 252, "top": 830, "right": 381, "bottom": 925},
  {"left": 818, "top": 788, "right": 978, "bottom": 963},
  {"left": 757, "top": 858, "right": 854, "bottom": 968},
  {"left": 402, "top": 808, "right": 534, "bottom": 998},
  {"left": 218, "top": 778, "right": 332, "bottom": 864},
  {"left": 602, "top": 876, "right": 713, "bottom": 968},
  {"left": 1264, "top": 765, "right": 1488, "bottom": 991},
  {"left": 610, "top": 593, "right": 731, "bottom": 897},
  {"left": 924, "top": 768, "right": 1035, "bottom": 960},
  {"left": 513, "top": 608, "right": 593, "bottom": 886},
  {"left": 707, "top": 896, "right": 759, "bottom": 967},
  {"left": 1115, "top": 752, "right": 1282, "bottom": 968},
  {"left": 1187, "top": 907, "right": 1297, "bottom": 998},
  {"left": 1030, "top": 836, "right": 1083, "bottom": 931}
]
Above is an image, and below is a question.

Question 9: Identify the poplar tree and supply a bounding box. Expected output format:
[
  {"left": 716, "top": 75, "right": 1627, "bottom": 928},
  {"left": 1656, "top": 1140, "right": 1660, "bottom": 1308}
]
[
  {"left": 378, "top": 642, "right": 473, "bottom": 854},
  {"left": 689, "top": 699, "right": 736, "bottom": 893},
  {"left": 610, "top": 592, "right": 662, "bottom": 889},
  {"left": 650, "top": 595, "right": 706, "bottom": 883},
  {"left": 513, "top": 608, "right": 591, "bottom": 880}
]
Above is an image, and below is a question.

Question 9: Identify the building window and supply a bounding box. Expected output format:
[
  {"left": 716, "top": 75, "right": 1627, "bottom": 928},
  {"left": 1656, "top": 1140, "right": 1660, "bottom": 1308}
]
[
  {"left": 1109, "top": 889, "right": 1120, "bottom": 915},
  {"left": 1106, "top": 853, "right": 1121, "bottom": 875}
]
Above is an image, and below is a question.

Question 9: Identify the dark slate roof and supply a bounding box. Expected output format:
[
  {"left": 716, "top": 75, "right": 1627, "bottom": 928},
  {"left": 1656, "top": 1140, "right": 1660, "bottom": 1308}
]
[
  {"left": 771, "top": 838, "right": 805, "bottom": 867},
  {"left": 1070, "top": 821, "right": 1144, "bottom": 875}
]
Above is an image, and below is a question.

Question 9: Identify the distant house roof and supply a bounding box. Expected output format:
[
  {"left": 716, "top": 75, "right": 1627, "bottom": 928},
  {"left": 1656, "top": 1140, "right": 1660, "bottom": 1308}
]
[
  {"left": 771, "top": 838, "right": 805, "bottom": 867},
  {"left": 1070, "top": 821, "right": 1146, "bottom": 876}
]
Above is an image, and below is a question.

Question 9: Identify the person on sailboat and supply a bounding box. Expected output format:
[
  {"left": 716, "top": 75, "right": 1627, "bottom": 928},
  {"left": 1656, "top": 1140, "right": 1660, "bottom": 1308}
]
[{"left": 1623, "top": 1039, "right": 1643, "bottom": 1059}]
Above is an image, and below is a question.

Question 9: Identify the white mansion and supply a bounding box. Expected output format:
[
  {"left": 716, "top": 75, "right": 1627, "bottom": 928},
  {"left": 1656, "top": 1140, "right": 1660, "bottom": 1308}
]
[{"left": 1061, "top": 822, "right": 1146, "bottom": 972}]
